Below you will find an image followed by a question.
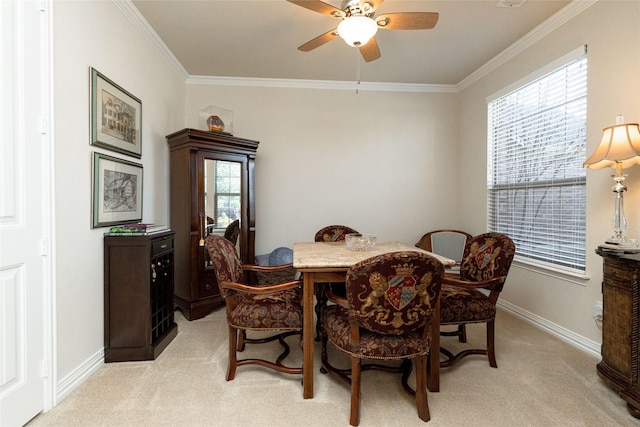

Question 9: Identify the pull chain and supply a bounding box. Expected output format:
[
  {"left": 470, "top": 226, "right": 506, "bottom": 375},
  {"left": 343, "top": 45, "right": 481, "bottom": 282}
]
[{"left": 355, "top": 53, "right": 361, "bottom": 94}]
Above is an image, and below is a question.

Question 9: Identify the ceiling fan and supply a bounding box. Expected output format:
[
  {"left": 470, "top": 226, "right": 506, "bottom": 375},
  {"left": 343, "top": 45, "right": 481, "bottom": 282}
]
[{"left": 287, "top": 0, "right": 439, "bottom": 62}]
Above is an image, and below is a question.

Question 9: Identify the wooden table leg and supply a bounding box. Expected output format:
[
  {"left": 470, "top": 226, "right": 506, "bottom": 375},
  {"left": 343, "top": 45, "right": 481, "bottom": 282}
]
[
  {"left": 428, "top": 297, "right": 440, "bottom": 392},
  {"left": 303, "top": 272, "right": 315, "bottom": 398}
]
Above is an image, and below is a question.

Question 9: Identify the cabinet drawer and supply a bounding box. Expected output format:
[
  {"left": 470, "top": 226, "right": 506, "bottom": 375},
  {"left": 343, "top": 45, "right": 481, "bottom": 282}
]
[
  {"left": 198, "top": 281, "right": 217, "bottom": 298},
  {"left": 199, "top": 280, "right": 220, "bottom": 298},
  {"left": 152, "top": 238, "right": 173, "bottom": 257},
  {"left": 603, "top": 259, "right": 636, "bottom": 285},
  {"left": 198, "top": 268, "right": 219, "bottom": 298}
]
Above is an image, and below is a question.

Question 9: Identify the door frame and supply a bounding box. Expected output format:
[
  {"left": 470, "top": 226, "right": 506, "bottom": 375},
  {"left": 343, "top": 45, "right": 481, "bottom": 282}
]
[
  {"left": 1, "top": 0, "right": 57, "bottom": 419},
  {"left": 41, "top": 0, "right": 56, "bottom": 413}
]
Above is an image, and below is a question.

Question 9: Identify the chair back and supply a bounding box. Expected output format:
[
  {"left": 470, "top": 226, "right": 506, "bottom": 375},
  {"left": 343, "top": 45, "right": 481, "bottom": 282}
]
[
  {"left": 224, "top": 219, "right": 240, "bottom": 245},
  {"left": 346, "top": 251, "right": 443, "bottom": 336},
  {"left": 459, "top": 232, "right": 515, "bottom": 291},
  {"left": 205, "top": 235, "right": 244, "bottom": 297},
  {"left": 315, "top": 225, "right": 359, "bottom": 242},
  {"left": 416, "top": 229, "right": 471, "bottom": 264}
]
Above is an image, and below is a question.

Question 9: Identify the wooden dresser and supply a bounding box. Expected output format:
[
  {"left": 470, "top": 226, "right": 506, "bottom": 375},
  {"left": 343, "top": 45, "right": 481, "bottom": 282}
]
[{"left": 596, "top": 247, "right": 640, "bottom": 418}]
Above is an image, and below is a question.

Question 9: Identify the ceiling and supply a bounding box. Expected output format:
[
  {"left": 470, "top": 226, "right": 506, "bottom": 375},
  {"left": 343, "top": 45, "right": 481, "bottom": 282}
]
[{"left": 131, "top": 0, "right": 572, "bottom": 85}]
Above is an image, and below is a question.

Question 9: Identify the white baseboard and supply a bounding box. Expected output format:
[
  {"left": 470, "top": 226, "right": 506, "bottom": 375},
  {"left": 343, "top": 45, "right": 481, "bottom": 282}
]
[
  {"left": 55, "top": 348, "right": 104, "bottom": 403},
  {"left": 51, "top": 303, "right": 600, "bottom": 407},
  {"left": 497, "top": 300, "right": 601, "bottom": 359}
]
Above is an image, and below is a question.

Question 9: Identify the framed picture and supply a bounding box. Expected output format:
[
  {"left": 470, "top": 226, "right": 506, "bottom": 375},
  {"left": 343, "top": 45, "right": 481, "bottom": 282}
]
[
  {"left": 90, "top": 67, "right": 142, "bottom": 158},
  {"left": 92, "top": 152, "right": 143, "bottom": 228}
]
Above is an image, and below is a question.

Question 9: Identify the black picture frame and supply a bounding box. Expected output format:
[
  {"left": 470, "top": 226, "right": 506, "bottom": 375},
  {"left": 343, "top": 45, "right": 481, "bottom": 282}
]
[
  {"left": 90, "top": 67, "right": 142, "bottom": 158},
  {"left": 92, "top": 152, "right": 143, "bottom": 228}
]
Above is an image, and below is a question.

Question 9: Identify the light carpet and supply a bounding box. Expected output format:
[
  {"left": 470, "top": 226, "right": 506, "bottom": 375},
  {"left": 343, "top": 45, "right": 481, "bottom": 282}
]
[{"left": 28, "top": 308, "right": 637, "bottom": 426}]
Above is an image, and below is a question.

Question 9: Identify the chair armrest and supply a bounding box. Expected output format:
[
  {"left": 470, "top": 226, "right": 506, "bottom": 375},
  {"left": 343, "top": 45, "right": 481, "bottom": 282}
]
[
  {"left": 326, "top": 287, "right": 349, "bottom": 309},
  {"left": 442, "top": 275, "right": 506, "bottom": 290},
  {"left": 242, "top": 263, "right": 295, "bottom": 273},
  {"left": 220, "top": 279, "right": 301, "bottom": 295}
]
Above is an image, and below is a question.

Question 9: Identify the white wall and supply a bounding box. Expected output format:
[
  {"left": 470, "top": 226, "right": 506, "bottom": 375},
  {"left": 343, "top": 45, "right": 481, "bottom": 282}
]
[
  {"left": 53, "top": 1, "right": 185, "bottom": 382},
  {"left": 458, "top": 1, "right": 640, "bottom": 345},
  {"left": 185, "top": 85, "right": 461, "bottom": 255}
]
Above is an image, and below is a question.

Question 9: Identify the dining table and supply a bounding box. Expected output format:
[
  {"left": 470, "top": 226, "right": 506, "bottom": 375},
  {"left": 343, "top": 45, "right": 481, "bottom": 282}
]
[{"left": 293, "top": 240, "right": 456, "bottom": 399}]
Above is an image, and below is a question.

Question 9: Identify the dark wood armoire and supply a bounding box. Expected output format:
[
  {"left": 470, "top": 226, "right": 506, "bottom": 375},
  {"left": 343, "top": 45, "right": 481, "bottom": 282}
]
[{"left": 167, "top": 128, "right": 258, "bottom": 320}]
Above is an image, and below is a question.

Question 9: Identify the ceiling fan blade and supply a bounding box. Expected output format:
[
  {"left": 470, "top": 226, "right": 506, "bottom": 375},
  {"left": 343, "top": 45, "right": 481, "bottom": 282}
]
[
  {"left": 359, "top": 37, "right": 381, "bottom": 62},
  {"left": 298, "top": 29, "right": 339, "bottom": 52},
  {"left": 376, "top": 12, "right": 439, "bottom": 30},
  {"left": 287, "top": 0, "right": 345, "bottom": 18}
]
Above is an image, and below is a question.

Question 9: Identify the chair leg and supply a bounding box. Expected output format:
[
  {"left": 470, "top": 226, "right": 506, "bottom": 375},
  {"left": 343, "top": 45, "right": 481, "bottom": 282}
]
[
  {"left": 227, "top": 325, "right": 238, "bottom": 381},
  {"left": 350, "top": 357, "right": 362, "bottom": 426},
  {"left": 414, "top": 355, "right": 430, "bottom": 422},
  {"left": 315, "top": 285, "right": 327, "bottom": 342},
  {"left": 458, "top": 324, "right": 467, "bottom": 343},
  {"left": 320, "top": 317, "right": 329, "bottom": 374},
  {"left": 237, "top": 330, "right": 246, "bottom": 352},
  {"left": 487, "top": 320, "right": 497, "bottom": 368}
]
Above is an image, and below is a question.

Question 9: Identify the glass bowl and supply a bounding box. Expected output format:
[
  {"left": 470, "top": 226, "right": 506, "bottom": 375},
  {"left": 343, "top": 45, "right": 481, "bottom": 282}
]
[{"left": 345, "top": 233, "right": 377, "bottom": 251}]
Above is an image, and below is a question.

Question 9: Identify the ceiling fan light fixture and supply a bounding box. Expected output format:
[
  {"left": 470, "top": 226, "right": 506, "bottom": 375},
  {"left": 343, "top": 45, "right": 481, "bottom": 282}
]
[{"left": 337, "top": 15, "right": 378, "bottom": 47}]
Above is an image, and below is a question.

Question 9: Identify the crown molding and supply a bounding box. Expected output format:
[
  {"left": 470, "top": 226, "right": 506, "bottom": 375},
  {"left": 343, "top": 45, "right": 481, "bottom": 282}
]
[
  {"left": 114, "top": 0, "right": 188, "bottom": 80},
  {"left": 186, "top": 75, "right": 458, "bottom": 93},
  {"left": 117, "top": 0, "right": 596, "bottom": 94},
  {"left": 456, "top": 0, "right": 598, "bottom": 91}
]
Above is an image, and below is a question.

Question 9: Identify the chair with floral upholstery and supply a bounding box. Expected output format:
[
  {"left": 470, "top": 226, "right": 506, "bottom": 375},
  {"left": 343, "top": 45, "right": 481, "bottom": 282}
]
[
  {"left": 313, "top": 225, "right": 360, "bottom": 340},
  {"left": 439, "top": 232, "right": 515, "bottom": 368},
  {"left": 204, "top": 235, "right": 303, "bottom": 381},
  {"left": 314, "top": 224, "right": 359, "bottom": 243},
  {"left": 320, "top": 251, "right": 444, "bottom": 426},
  {"left": 223, "top": 219, "right": 240, "bottom": 246}
]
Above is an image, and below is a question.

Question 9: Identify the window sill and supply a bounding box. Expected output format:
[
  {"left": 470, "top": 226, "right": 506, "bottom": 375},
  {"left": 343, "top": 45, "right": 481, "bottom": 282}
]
[{"left": 513, "top": 256, "right": 590, "bottom": 286}]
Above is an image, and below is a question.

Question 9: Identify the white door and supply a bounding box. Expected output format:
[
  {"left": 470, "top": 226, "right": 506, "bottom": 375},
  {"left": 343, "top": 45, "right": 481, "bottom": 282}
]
[{"left": 1, "top": 0, "right": 52, "bottom": 425}]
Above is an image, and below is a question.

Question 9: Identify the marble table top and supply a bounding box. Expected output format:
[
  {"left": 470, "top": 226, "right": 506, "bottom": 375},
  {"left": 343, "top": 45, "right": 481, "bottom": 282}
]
[{"left": 293, "top": 241, "right": 455, "bottom": 270}]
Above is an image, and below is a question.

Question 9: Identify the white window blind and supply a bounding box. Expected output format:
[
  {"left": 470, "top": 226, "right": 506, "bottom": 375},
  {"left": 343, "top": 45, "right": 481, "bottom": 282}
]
[
  {"left": 487, "top": 48, "right": 587, "bottom": 273},
  {"left": 213, "top": 160, "right": 241, "bottom": 229}
]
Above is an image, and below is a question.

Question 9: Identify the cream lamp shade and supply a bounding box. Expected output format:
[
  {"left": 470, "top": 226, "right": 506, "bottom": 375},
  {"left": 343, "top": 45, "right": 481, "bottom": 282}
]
[
  {"left": 584, "top": 117, "right": 640, "bottom": 174},
  {"left": 584, "top": 115, "right": 640, "bottom": 248},
  {"left": 337, "top": 15, "right": 378, "bottom": 47}
]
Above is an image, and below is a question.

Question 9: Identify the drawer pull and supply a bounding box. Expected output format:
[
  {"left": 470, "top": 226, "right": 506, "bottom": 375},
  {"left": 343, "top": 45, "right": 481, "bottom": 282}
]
[
  {"left": 205, "top": 283, "right": 211, "bottom": 291},
  {"left": 160, "top": 244, "right": 167, "bottom": 249}
]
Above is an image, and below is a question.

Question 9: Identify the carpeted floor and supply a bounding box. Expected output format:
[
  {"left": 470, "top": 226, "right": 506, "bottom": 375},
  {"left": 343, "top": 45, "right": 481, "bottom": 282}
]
[{"left": 27, "top": 308, "right": 637, "bottom": 426}]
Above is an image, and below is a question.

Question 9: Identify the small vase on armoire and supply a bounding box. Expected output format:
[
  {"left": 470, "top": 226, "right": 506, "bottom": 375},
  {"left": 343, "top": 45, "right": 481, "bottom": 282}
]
[{"left": 167, "top": 128, "right": 258, "bottom": 320}]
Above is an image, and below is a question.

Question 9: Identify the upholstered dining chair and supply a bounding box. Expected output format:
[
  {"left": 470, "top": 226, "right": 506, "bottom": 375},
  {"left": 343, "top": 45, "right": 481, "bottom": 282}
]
[
  {"left": 313, "top": 225, "right": 360, "bottom": 340},
  {"left": 314, "top": 224, "right": 360, "bottom": 242},
  {"left": 416, "top": 229, "right": 472, "bottom": 274},
  {"left": 204, "top": 235, "right": 303, "bottom": 381},
  {"left": 223, "top": 219, "right": 240, "bottom": 246},
  {"left": 320, "top": 251, "right": 444, "bottom": 426},
  {"left": 439, "top": 232, "right": 515, "bottom": 368}
]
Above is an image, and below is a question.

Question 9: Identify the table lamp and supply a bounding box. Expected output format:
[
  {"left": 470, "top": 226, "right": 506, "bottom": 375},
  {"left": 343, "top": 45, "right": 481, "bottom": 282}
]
[{"left": 584, "top": 115, "right": 640, "bottom": 247}]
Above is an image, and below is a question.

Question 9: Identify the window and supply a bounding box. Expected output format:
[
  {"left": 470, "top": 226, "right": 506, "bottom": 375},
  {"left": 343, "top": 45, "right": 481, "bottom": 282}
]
[
  {"left": 213, "top": 161, "right": 241, "bottom": 229},
  {"left": 487, "top": 47, "right": 587, "bottom": 274},
  {"left": 204, "top": 159, "right": 242, "bottom": 233}
]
